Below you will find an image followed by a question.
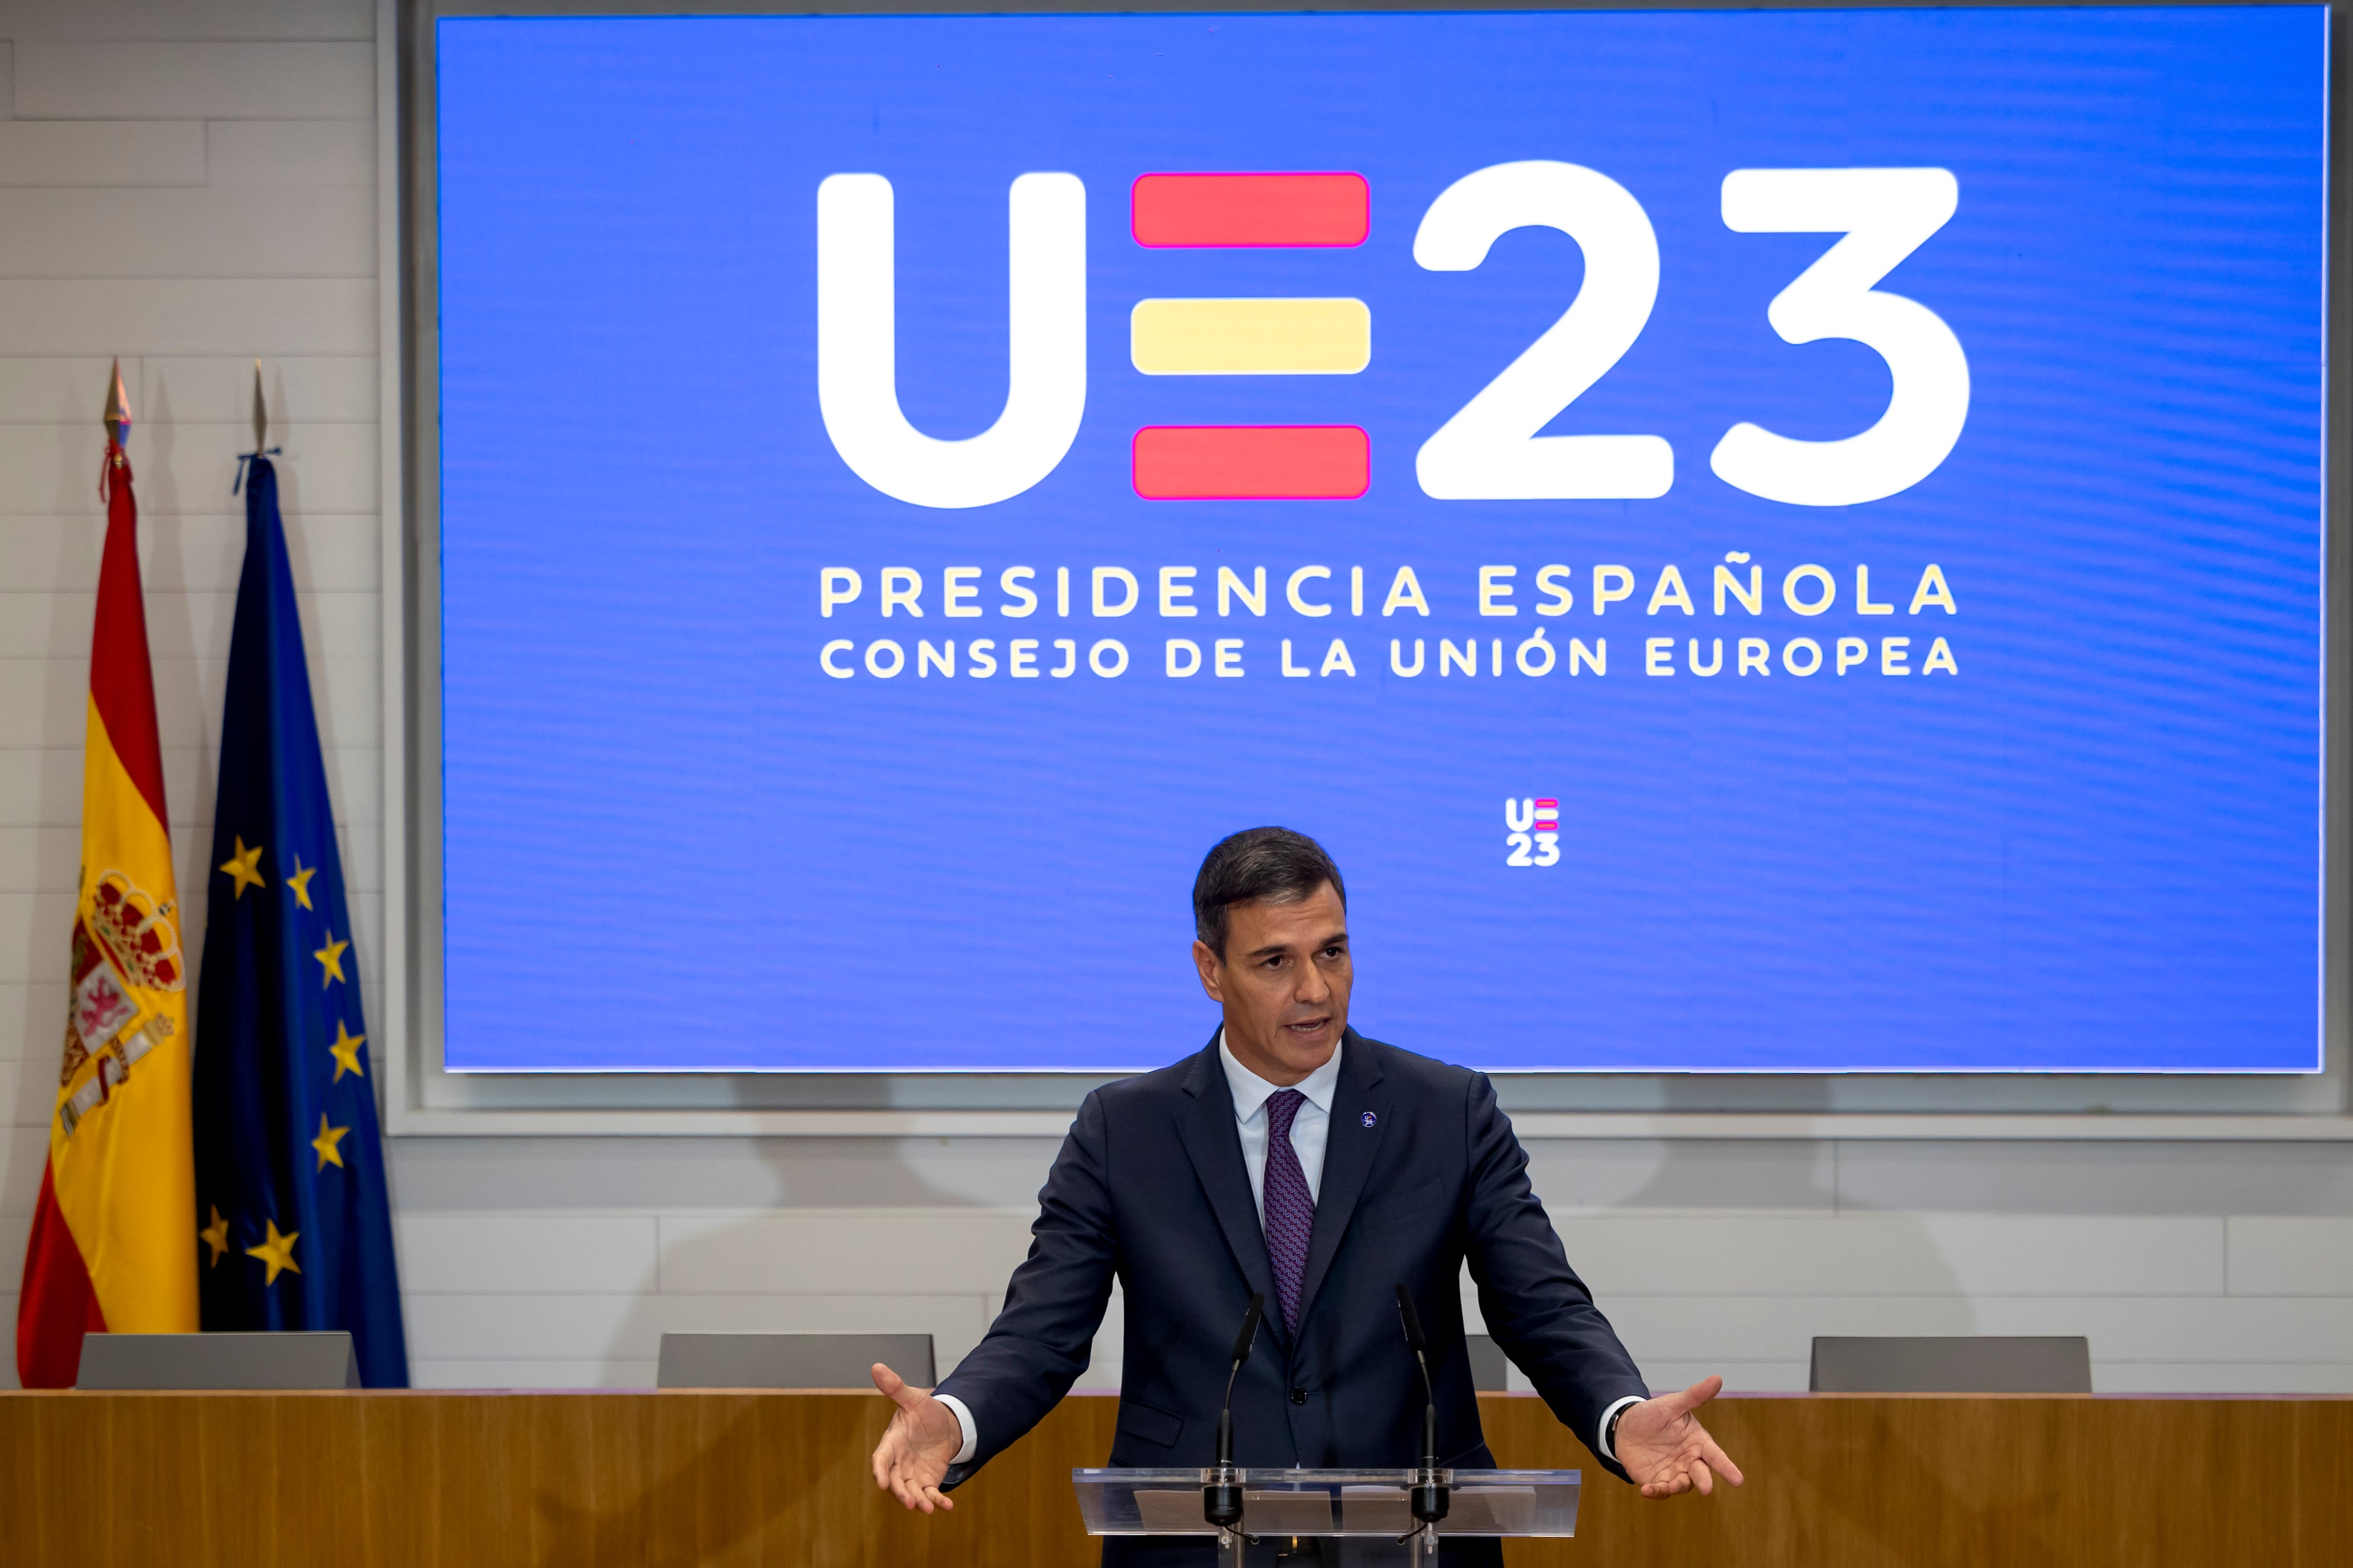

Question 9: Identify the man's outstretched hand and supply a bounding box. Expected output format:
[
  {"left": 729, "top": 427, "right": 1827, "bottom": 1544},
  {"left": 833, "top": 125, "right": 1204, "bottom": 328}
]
[
  {"left": 1614, "top": 1375, "right": 1746, "bottom": 1499},
  {"left": 870, "top": 1363, "right": 963, "bottom": 1514}
]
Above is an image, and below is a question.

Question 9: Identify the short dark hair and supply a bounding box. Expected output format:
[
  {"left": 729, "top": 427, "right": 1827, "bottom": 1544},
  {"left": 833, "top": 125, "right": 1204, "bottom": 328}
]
[{"left": 1192, "top": 827, "right": 1347, "bottom": 956}]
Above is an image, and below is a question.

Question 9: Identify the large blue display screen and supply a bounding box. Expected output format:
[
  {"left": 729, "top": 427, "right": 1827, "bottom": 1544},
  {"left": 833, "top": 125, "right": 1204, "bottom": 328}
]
[{"left": 435, "top": 8, "right": 2325, "bottom": 1073}]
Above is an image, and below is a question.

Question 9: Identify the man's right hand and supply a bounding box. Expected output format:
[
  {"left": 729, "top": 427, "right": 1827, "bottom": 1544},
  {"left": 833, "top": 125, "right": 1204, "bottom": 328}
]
[{"left": 870, "top": 1362, "right": 963, "bottom": 1514}]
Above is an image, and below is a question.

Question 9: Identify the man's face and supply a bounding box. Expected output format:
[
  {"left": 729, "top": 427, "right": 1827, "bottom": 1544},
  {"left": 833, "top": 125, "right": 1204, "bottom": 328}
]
[{"left": 1192, "top": 883, "right": 1352, "bottom": 1085}]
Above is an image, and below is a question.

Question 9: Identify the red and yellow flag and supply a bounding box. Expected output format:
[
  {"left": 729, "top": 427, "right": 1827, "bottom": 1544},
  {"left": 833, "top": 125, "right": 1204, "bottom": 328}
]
[{"left": 15, "top": 369, "right": 198, "bottom": 1387}]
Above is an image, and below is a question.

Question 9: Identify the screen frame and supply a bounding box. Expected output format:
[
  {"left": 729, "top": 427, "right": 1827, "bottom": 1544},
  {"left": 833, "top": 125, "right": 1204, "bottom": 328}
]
[{"left": 380, "top": 0, "right": 2351, "bottom": 1135}]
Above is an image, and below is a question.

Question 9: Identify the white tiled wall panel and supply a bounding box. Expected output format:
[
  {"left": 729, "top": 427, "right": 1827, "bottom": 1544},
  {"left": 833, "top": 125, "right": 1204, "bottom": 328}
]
[
  {"left": 394, "top": 1215, "right": 663, "bottom": 1296},
  {"left": 2, "top": 1133, "right": 43, "bottom": 1228},
  {"left": 0, "top": 588, "right": 381, "bottom": 658},
  {"left": 0, "top": 744, "right": 381, "bottom": 832},
  {"left": 0, "top": 187, "right": 373, "bottom": 275},
  {"left": 0, "top": 120, "right": 203, "bottom": 185},
  {"left": 0, "top": 0, "right": 2346, "bottom": 1413},
  {"left": 1554, "top": 1211, "right": 2228, "bottom": 1298},
  {"left": 655, "top": 1211, "right": 1042, "bottom": 1296},
  {"left": 1, "top": 2, "right": 371, "bottom": 43},
  {"left": 0, "top": 424, "right": 380, "bottom": 515},
  {"left": 15, "top": 42, "right": 374, "bottom": 120},
  {"left": 0, "top": 280, "right": 376, "bottom": 356},
  {"left": 1, "top": 656, "right": 381, "bottom": 750},
  {"left": 2094, "top": 1363, "right": 2353, "bottom": 1394},
  {"left": 0, "top": 514, "right": 382, "bottom": 595},
  {"left": 205, "top": 121, "right": 374, "bottom": 187},
  {"left": 407, "top": 1291, "right": 996, "bottom": 1367},
  {"left": 2227, "top": 1217, "right": 2353, "bottom": 1294}
]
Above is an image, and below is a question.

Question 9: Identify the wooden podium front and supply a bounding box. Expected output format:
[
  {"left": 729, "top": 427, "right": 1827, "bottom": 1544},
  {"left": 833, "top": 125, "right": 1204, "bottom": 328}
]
[{"left": 3, "top": 1390, "right": 2347, "bottom": 1566}]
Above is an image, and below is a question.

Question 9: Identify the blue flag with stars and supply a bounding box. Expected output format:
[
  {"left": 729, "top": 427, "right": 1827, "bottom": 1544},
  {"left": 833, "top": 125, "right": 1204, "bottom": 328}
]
[{"left": 193, "top": 454, "right": 407, "bottom": 1387}]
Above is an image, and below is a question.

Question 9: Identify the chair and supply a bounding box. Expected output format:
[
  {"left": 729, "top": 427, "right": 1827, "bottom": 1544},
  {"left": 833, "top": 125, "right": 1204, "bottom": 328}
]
[
  {"left": 75, "top": 1331, "right": 360, "bottom": 1390},
  {"left": 1465, "top": 1332, "right": 1510, "bottom": 1391},
  {"left": 655, "top": 1331, "right": 936, "bottom": 1389},
  {"left": 1809, "top": 1335, "right": 2091, "bottom": 1393}
]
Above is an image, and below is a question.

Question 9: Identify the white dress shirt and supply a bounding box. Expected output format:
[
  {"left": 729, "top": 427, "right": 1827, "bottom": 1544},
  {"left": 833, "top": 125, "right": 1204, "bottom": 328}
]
[
  {"left": 934, "top": 1031, "right": 1640, "bottom": 1468},
  {"left": 1220, "top": 1030, "right": 1340, "bottom": 1216}
]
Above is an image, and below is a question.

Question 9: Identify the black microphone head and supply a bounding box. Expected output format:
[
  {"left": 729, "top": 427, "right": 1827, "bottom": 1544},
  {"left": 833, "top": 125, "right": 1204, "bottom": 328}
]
[
  {"left": 1395, "top": 1284, "right": 1428, "bottom": 1351},
  {"left": 1231, "top": 1293, "right": 1266, "bottom": 1364}
]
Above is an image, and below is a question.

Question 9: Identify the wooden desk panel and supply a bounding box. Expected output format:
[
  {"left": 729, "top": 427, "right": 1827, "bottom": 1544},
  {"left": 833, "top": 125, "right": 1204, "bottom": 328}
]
[
  {"left": 1485, "top": 1394, "right": 2353, "bottom": 1567},
  {"left": 3, "top": 1390, "right": 2346, "bottom": 1567}
]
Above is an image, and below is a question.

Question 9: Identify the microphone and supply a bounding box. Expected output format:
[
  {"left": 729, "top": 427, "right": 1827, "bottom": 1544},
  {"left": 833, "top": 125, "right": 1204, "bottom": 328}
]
[
  {"left": 1394, "top": 1285, "right": 1450, "bottom": 1533},
  {"left": 1204, "top": 1292, "right": 1265, "bottom": 1532}
]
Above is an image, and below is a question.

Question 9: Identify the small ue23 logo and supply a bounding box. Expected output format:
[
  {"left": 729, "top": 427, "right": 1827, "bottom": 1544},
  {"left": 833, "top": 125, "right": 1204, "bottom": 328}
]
[{"left": 1505, "top": 798, "right": 1561, "bottom": 868}]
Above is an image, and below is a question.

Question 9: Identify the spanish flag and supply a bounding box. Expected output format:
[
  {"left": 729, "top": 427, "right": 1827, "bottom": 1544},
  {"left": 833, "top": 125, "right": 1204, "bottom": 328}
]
[{"left": 15, "top": 365, "right": 198, "bottom": 1387}]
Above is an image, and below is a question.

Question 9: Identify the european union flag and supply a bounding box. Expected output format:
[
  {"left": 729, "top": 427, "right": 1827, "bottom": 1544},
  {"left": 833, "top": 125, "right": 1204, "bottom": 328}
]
[{"left": 193, "top": 453, "right": 407, "bottom": 1387}]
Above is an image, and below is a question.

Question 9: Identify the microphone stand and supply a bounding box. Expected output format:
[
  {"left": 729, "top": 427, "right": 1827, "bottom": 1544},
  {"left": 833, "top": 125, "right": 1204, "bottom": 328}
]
[
  {"left": 1205, "top": 1293, "right": 1265, "bottom": 1547},
  {"left": 1394, "top": 1286, "right": 1451, "bottom": 1559}
]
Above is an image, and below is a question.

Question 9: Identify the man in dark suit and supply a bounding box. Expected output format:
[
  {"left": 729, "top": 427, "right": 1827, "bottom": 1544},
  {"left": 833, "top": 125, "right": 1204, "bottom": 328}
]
[{"left": 871, "top": 827, "right": 1742, "bottom": 1556}]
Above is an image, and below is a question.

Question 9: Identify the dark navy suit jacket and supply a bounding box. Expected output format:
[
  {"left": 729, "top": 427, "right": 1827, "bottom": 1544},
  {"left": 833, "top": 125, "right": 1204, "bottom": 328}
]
[{"left": 938, "top": 1028, "right": 1649, "bottom": 1494}]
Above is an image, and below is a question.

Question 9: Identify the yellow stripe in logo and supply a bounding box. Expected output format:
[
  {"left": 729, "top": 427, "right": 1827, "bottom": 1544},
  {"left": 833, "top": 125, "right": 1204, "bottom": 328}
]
[{"left": 1129, "top": 298, "right": 1371, "bottom": 375}]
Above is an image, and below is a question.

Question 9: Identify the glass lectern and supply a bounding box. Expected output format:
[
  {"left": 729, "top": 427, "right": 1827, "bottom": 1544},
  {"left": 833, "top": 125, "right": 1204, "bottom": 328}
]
[{"left": 1072, "top": 1468, "right": 1580, "bottom": 1566}]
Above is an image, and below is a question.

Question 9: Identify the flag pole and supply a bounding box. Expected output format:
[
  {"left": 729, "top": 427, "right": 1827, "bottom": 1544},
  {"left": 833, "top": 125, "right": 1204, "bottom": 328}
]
[{"left": 103, "top": 358, "right": 130, "bottom": 449}]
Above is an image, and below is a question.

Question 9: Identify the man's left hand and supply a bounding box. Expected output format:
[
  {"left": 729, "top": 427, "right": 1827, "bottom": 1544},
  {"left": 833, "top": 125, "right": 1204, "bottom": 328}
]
[{"left": 1614, "top": 1375, "right": 1746, "bottom": 1498}]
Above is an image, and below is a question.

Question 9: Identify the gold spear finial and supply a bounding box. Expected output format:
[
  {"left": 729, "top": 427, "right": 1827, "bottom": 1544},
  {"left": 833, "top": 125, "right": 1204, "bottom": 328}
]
[
  {"left": 102, "top": 359, "right": 130, "bottom": 449},
  {"left": 251, "top": 359, "right": 267, "bottom": 451}
]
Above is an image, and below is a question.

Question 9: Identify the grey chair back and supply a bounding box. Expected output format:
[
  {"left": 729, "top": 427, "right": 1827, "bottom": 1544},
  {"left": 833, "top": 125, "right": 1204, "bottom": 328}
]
[
  {"left": 656, "top": 1331, "right": 935, "bottom": 1390},
  {"left": 1809, "top": 1335, "right": 2091, "bottom": 1393},
  {"left": 75, "top": 1331, "right": 360, "bottom": 1390},
  {"left": 1464, "top": 1333, "right": 1510, "bottom": 1391}
]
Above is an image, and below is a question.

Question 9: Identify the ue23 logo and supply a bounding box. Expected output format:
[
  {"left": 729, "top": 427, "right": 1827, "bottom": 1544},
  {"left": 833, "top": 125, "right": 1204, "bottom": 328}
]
[
  {"left": 1505, "top": 798, "right": 1561, "bottom": 869},
  {"left": 816, "top": 161, "right": 1968, "bottom": 510}
]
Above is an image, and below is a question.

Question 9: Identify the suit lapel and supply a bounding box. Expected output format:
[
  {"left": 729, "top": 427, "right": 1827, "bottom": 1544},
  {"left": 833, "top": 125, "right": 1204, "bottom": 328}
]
[
  {"left": 1296, "top": 1030, "right": 1389, "bottom": 1328},
  {"left": 1174, "top": 1033, "right": 1283, "bottom": 1331}
]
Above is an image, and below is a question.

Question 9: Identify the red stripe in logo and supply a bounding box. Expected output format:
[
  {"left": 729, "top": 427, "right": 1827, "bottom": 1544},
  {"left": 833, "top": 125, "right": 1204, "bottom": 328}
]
[
  {"left": 1132, "top": 426, "right": 1371, "bottom": 501},
  {"left": 1131, "top": 173, "right": 1369, "bottom": 248}
]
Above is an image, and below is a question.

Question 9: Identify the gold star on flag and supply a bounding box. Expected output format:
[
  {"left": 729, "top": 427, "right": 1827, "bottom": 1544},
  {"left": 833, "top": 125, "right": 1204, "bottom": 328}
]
[
  {"left": 245, "top": 1218, "right": 300, "bottom": 1286},
  {"left": 219, "top": 838, "right": 266, "bottom": 899},
  {"left": 314, "top": 932, "right": 349, "bottom": 987},
  {"left": 312, "top": 1113, "right": 350, "bottom": 1172},
  {"left": 328, "top": 1020, "right": 366, "bottom": 1082},
  {"left": 286, "top": 856, "right": 317, "bottom": 911},
  {"left": 199, "top": 1205, "right": 231, "bottom": 1267}
]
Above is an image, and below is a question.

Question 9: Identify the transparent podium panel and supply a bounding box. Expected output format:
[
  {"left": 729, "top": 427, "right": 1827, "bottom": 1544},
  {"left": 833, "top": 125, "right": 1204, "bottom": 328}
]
[{"left": 1072, "top": 1468, "right": 1578, "bottom": 1566}]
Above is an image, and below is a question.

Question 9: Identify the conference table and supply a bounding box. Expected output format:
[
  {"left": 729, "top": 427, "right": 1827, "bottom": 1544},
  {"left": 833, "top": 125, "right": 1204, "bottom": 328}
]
[{"left": 3, "top": 1389, "right": 2345, "bottom": 1565}]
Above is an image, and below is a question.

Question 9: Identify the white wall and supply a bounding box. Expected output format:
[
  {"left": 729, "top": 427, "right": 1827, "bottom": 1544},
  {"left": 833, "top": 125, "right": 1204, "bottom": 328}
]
[{"left": 3, "top": 0, "right": 2351, "bottom": 1399}]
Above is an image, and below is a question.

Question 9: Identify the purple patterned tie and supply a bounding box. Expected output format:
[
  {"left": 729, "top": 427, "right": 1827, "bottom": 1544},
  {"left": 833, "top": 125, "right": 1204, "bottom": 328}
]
[{"left": 1262, "top": 1089, "right": 1315, "bottom": 1333}]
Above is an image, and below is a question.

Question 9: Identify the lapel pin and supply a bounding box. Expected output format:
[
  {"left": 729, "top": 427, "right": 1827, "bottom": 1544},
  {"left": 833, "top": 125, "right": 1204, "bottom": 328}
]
[{"left": 1361, "top": 1111, "right": 1378, "bottom": 1128}]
